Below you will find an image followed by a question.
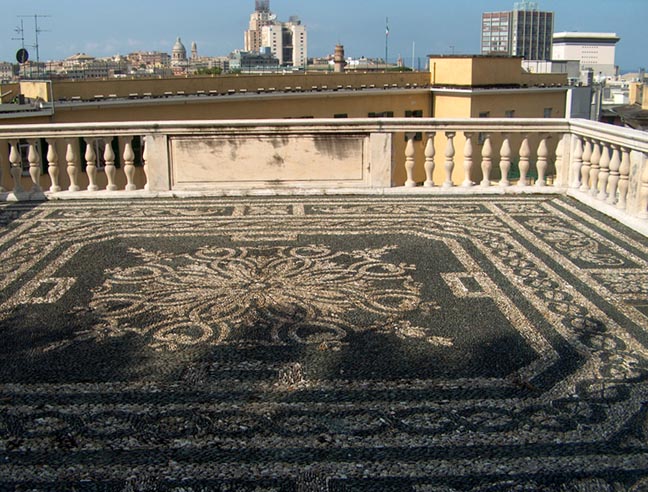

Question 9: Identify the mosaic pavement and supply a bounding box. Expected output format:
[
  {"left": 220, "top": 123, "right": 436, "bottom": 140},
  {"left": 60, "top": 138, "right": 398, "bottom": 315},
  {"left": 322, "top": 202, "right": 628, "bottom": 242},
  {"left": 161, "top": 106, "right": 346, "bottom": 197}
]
[{"left": 0, "top": 196, "right": 647, "bottom": 491}]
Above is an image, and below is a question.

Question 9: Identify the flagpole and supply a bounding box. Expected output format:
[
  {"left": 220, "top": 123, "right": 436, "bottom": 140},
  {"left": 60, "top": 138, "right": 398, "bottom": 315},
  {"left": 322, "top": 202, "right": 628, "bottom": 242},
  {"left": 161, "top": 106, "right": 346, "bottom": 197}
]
[{"left": 385, "top": 17, "right": 389, "bottom": 69}]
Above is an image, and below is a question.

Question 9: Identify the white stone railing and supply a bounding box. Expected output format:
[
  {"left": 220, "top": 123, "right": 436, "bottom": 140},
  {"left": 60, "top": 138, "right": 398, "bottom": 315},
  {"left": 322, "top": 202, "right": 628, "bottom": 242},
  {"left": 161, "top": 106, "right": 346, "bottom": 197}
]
[{"left": 0, "top": 118, "right": 646, "bottom": 226}]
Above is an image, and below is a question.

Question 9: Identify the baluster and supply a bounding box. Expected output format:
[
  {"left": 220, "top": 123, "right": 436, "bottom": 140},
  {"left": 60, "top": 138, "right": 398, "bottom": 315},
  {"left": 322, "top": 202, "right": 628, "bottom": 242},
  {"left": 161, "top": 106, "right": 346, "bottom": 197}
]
[
  {"left": 142, "top": 136, "right": 150, "bottom": 191},
  {"left": 480, "top": 135, "right": 492, "bottom": 187},
  {"left": 66, "top": 140, "right": 80, "bottom": 192},
  {"left": 9, "top": 141, "right": 23, "bottom": 193},
  {"left": 123, "top": 139, "right": 137, "bottom": 191},
  {"left": 553, "top": 135, "right": 564, "bottom": 188},
  {"left": 617, "top": 147, "right": 631, "bottom": 211},
  {"left": 480, "top": 134, "right": 493, "bottom": 188},
  {"left": 462, "top": 133, "right": 474, "bottom": 187},
  {"left": 499, "top": 134, "right": 511, "bottom": 187},
  {"left": 589, "top": 140, "right": 601, "bottom": 196},
  {"left": 640, "top": 155, "right": 648, "bottom": 219},
  {"left": 570, "top": 135, "right": 583, "bottom": 189},
  {"left": 597, "top": 143, "right": 610, "bottom": 201},
  {"left": 535, "top": 135, "right": 548, "bottom": 187},
  {"left": 104, "top": 138, "right": 117, "bottom": 191},
  {"left": 0, "top": 142, "right": 5, "bottom": 193},
  {"left": 606, "top": 145, "right": 621, "bottom": 205},
  {"left": 85, "top": 138, "right": 98, "bottom": 191},
  {"left": 28, "top": 140, "right": 42, "bottom": 193},
  {"left": 443, "top": 132, "right": 455, "bottom": 188},
  {"left": 423, "top": 133, "right": 435, "bottom": 187},
  {"left": 404, "top": 134, "right": 416, "bottom": 187},
  {"left": 46, "top": 139, "right": 61, "bottom": 192},
  {"left": 518, "top": 135, "right": 531, "bottom": 187},
  {"left": 580, "top": 138, "right": 592, "bottom": 192}
]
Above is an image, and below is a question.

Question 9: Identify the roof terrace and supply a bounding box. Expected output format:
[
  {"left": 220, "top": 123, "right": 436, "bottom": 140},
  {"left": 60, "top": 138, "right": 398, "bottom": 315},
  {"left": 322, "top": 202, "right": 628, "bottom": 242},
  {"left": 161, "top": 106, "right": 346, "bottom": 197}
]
[{"left": 0, "top": 117, "right": 647, "bottom": 488}]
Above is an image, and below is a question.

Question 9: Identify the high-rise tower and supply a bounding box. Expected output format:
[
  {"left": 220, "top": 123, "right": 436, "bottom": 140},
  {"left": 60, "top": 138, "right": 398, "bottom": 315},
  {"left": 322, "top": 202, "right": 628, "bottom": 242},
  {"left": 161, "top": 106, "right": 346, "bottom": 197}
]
[
  {"left": 245, "top": 0, "right": 276, "bottom": 53},
  {"left": 481, "top": 1, "right": 554, "bottom": 60},
  {"left": 244, "top": 1, "right": 307, "bottom": 67}
]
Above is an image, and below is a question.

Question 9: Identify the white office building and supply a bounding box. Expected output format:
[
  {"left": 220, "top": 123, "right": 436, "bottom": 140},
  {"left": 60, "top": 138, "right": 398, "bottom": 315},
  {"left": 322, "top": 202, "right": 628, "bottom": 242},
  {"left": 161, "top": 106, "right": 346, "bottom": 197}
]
[
  {"left": 552, "top": 32, "right": 620, "bottom": 78},
  {"left": 261, "top": 17, "right": 307, "bottom": 67}
]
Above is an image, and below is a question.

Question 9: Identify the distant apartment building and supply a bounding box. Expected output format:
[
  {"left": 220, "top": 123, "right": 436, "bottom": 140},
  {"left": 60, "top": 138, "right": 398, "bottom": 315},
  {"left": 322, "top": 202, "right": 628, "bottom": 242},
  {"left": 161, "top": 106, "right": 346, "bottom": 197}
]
[
  {"left": 244, "top": 1, "right": 307, "bottom": 68},
  {"left": 552, "top": 32, "right": 620, "bottom": 78},
  {"left": 59, "top": 53, "right": 128, "bottom": 80},
  {"left": 481, "top": 1, "right": 554, "bottom": 60},
  {"left": 0, "top": 62, "right": 16, "bottom": 81},
  {"left": 128, "top": 51, "right": 171, "bottom": 69}
]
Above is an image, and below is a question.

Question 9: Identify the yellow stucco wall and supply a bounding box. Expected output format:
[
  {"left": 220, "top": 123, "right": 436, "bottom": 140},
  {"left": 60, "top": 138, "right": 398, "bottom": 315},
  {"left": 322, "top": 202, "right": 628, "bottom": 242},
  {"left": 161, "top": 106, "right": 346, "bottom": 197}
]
[
  {"left": 47, "top": 92, "right": 431, "bottom": 123},
  {"left": 471, "top": 57, "right": 523, "bottom": 86},
  {"left": 470, "top": 90, "right": 566, "bottom": 118},
  {"left": 19, "top": 82, "right": 52, "bottom": 102},
  {"left": 47, "top": 72, "right": 431, "bottom": 101},
  {"left": 429, "top": 56, "right": 567, "bottom": 88}
]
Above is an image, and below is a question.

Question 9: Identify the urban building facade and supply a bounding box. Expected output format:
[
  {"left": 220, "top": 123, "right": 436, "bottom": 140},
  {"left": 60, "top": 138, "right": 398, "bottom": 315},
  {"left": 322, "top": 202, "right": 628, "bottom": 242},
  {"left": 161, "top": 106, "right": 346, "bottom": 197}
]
[
  {"left": 0, "top": 62, "right": 16, "bottom": 82},
  {"left": 228, "top": 49, "right": 279, "bottom": 71},
  {"left": 481, "top": 1, "right": 554, "bottom": 60},
  {"left": 244, "top": 0, "right": 277, "bottom": 53},
  {"left": 244, "top": 1, "right": 307, "bottom": 68},
  {"left": 261, "top": 17, "right": 307, "bottom": 67},
  {"left": 552, "top": 32, "right": 620, "bottom": 78}
]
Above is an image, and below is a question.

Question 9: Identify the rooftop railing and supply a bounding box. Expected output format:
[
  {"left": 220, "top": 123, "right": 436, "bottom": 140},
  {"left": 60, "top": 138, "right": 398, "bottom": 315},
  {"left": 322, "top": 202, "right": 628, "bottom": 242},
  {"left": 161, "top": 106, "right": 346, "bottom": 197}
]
[{"left": 0, "top": 118, "right": 646, "bottom": 233}]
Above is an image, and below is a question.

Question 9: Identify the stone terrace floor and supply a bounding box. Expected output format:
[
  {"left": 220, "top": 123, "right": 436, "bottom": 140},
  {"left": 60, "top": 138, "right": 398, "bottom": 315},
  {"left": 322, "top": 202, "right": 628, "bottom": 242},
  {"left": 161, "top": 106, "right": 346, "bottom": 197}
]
[{"left": 0, "top": 195, "right": 647, "bottom": 491}]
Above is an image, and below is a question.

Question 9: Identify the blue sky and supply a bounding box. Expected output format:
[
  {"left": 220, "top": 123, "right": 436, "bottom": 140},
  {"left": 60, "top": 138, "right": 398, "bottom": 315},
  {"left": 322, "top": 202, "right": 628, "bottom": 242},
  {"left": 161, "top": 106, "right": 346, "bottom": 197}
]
[{"left": 1, "top": 0, "right": 646, "bottom": 71}]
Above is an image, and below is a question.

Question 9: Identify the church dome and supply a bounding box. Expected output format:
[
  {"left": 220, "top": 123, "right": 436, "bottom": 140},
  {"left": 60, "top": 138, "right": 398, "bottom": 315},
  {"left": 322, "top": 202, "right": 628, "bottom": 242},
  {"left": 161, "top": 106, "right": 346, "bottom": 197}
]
[{"left": 172, "top": 37, "right": 187, "bottom": 57}]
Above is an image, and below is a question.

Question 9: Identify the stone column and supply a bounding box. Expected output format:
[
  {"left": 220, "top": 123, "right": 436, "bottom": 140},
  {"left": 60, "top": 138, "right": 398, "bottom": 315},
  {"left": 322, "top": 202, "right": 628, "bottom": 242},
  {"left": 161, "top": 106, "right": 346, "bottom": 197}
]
[
  {"left": 423, "top": 133, "right": 436, "bottom": 187},
  {"left": 46, "top": 139, "right": 61, "bottom": 192},
  {"left": 443, "top": 132, "right": 455, "bottom": 188}
]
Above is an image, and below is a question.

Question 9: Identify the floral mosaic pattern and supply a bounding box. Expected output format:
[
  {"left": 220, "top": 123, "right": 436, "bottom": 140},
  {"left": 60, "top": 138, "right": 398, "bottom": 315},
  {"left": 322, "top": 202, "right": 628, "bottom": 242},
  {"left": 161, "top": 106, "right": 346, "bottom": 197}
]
[{"left": 86, "top": 244, "right": 434, "bottom": 351}]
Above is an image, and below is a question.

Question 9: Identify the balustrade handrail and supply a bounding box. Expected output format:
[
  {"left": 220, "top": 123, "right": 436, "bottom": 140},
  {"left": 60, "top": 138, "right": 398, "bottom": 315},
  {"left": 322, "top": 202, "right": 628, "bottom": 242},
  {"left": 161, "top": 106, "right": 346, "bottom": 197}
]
[
  {"left": 0, "top": 117, "right": 571, "bottom": 139},
  {"left": 1, "top": 118, "right": 646, "bottom": 153},
  {"left": 569, "top": 119, "right": 648, "bottom": 153}
]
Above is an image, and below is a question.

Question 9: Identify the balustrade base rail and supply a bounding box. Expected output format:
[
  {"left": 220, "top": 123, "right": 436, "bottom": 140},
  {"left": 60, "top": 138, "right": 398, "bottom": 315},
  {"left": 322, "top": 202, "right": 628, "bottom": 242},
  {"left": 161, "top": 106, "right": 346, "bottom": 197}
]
[{"left": 0, "top": 118, "right": 646, "bottom": 236}]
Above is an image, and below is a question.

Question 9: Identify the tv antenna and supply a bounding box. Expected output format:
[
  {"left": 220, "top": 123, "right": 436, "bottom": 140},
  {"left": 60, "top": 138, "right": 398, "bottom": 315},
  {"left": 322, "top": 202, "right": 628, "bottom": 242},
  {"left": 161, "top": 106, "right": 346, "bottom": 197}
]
[
  {"left": 12, "top": 19, "right": 26, "bottom": 49},
  {"left": 19, "top": 14, "right": 51, "bottom": 78},
  {"left": 12, "top": 19, "right": 28, "bottom": 77}
]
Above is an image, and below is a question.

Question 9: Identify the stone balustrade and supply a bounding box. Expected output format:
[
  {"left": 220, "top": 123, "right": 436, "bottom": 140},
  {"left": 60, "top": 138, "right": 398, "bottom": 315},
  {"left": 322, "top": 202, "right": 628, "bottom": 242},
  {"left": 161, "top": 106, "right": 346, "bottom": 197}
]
[{"left": 0, "top": 118, "right": 646, "bottom": 226}]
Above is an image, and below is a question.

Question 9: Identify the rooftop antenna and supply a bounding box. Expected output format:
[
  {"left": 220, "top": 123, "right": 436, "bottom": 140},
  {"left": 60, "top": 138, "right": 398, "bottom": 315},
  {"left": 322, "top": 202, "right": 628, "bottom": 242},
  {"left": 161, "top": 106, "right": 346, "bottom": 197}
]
[
  {"left": 12, "top": 19, "right": 26, "bottom": 49},
  {"left": 12, "top": 19, "right": 27, "bottom": 78},
  {"left": 19, "top": 14, "right": 51, "bottom": 78}
]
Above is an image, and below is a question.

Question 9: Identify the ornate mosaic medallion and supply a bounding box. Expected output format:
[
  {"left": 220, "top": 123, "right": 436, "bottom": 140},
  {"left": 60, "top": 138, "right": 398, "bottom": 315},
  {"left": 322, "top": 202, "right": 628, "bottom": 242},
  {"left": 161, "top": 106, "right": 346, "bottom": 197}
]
[{"left": 87, "top": 244, "right": 439, "bottom": 351}]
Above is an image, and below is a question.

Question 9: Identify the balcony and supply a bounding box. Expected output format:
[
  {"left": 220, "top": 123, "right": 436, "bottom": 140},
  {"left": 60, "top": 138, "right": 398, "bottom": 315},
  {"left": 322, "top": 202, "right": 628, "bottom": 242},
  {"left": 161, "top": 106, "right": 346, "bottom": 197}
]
[{"left": 0, "top": 118, "right": 647, "bottom": 488}]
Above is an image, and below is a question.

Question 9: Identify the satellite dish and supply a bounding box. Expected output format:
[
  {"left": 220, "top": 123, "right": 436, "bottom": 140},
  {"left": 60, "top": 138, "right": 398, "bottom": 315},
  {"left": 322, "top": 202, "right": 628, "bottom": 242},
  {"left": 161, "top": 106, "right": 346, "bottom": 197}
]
[{"left": 16, "top": 48, "right": 29, "bottom": 64}]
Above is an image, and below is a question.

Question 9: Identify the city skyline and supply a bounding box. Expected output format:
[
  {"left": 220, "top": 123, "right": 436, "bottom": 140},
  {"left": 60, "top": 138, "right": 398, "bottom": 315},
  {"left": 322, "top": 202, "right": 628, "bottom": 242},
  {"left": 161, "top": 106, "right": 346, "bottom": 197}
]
[{"left": 0, "top": 0, "right": 645, "bottom": 71}]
